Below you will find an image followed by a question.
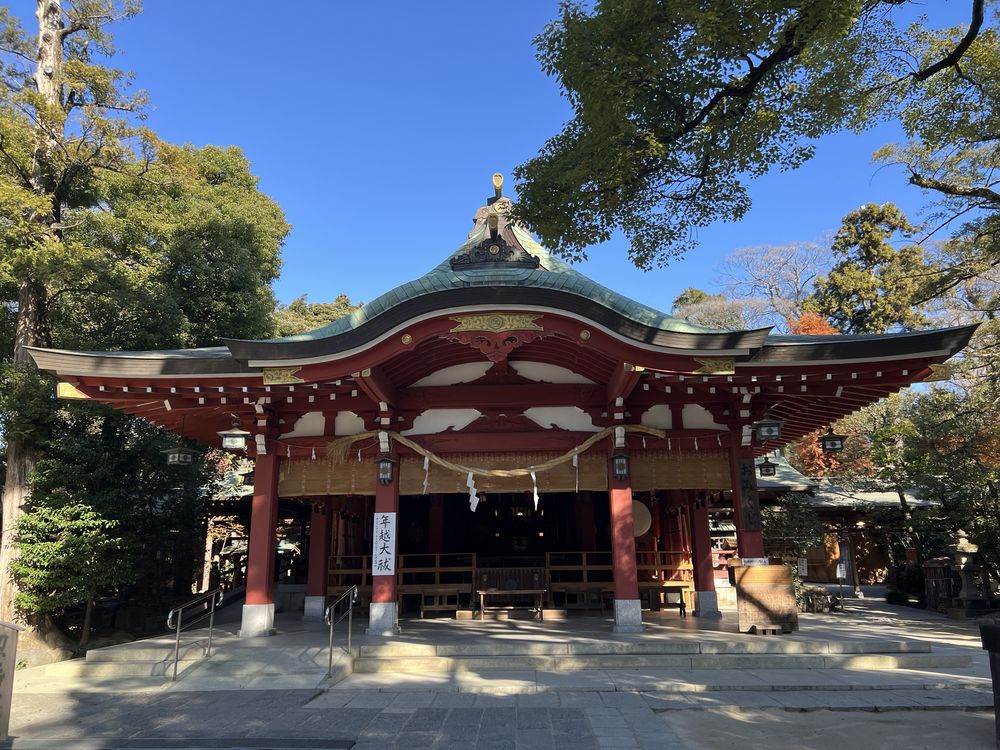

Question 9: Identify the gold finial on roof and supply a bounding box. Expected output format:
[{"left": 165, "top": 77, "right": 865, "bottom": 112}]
[{"left": 492, "top": 172, "right": 503, "bottom": 198}]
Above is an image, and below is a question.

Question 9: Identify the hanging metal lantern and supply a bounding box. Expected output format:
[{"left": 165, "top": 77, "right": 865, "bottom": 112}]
[
  {"left": 819, "top": 427, "right": 846, "bottom": 453},
  {"left": 754, "top": 419, "right": 782, "bottom": 442},
  {"left": 375, "top": 454, "right": 396, "bottom": 485},
  {"left": 611, "top": 452, "right": 630, "bottom": 481},
  {"left": 217, "top": 414, "right": 251, "bottom": 452},
  {"left": 757, "top": 457, "right": 779, "bottom": 477},
  {"left": 162, "top": 445, "right": 198, "bottom": 466}
]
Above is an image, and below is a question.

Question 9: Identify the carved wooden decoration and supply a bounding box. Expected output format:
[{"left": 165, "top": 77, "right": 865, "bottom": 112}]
[
  {"left": 447, "top": 330, "right": 549, "bottom": 363},
  {"left": 262, "top": 366, "right": 304, "bottom": 385},
  {"left": 693, "top": 357, "right": 736, "bottom": 375},
  {"left": 449, "top": 314, "right": 543, "bottom": 334}
]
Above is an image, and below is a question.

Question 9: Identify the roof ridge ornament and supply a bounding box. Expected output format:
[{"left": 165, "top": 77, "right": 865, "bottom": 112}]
[{"left": 450, "top": 173, "right": 541, "bottom": 271}]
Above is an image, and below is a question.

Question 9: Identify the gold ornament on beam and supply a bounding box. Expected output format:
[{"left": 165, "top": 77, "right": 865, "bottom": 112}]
[
  {"left": 693, "top": 357, "right": 736, "bottom": 375},
  {"left": 56, "top": 382, "right": 89, "bottom": 400},
  {"left": 492, "top": 172, "right": 503, "bottom": 198},
  {"left": 449, "top": 313, "right": 543, "bottom": 334},
  {"left": 262, "top": 366, "right": 304, "bottom": 385},
  {"left": 925, "top": 363, "right": 950, "bottom": 382}
]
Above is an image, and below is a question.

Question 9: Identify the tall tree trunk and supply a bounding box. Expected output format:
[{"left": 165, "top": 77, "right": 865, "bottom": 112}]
[
  {"left": 0, "top": 1, "right": 70, "bottom": 663},
  {"left": 79, "top": 595, "right": 94, "bottom": 650}
]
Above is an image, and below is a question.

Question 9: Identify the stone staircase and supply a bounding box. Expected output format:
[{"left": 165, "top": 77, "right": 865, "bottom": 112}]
[{"left": 351, "top": 638, "right": 970, "bottom": 674}]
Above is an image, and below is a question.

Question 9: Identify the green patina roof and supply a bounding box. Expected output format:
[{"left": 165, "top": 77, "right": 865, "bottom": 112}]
[{"left": 279, "top": 221, "right": 722, "bottom": 342}]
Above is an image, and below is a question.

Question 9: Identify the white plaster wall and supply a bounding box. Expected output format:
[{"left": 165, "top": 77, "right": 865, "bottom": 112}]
[
  {"left": 279, "top": 411, "right": 326, "bottom": 438},
  {"left": 401, "top": 409, "right": 483, "bottom": 436},
  {"left": 510, "top": 361, "right": 596, "bottom": 384},
  {"left": 682, "top": 403, "right": 725, "bottom": 430},
  {"left": 640, "top": 404, "right": 672, "bottom": 430},
  {"left": 334, "top": 411, "right": 366, "bottom": 436},
  {"left": 410, "top": 362, "right": 492, "bottom": 387},
  {"left": 523, "top": 406, "right": 600, "bottom": 432}
]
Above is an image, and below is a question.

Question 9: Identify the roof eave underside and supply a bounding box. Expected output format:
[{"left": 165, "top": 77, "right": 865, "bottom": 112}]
[
  {"left": 223, "top": 288, "right": 773, "bottom": 363},
  {"left": 27, "top": 323, "right": 978, "bottom": 381}
]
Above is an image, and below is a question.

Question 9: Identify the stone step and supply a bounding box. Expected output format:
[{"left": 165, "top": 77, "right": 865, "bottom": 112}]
[
  {"left": 352, "top": 651, "right": 970, "bottom": 673},
  {"left": 39, "top": 653, "right": 330, "bottom": 679},
  {"left": 329, "top": 667, "right": 990, "bottom": 695},
  {"left": 85, "top": 637, "right": 239, "bottom": 662},
  {"left": 35, "top": 659, "right": 199, "bottom": 678},
  {"left": 357, "top": 639, "right": 932, "bottom": 658},
  {"left": 646, "top": 688, "right": 995, "bottom": 711}
]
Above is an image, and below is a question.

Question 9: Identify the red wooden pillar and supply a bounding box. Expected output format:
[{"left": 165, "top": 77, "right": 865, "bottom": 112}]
[
  {"left": 688, "top": 492, "right": 721, "bottom": 617},
  {"left": 608, "top": 456, "right": 643, "bottom": 632},
  {"left": 368, "top": 454, "right": 400, "bottom": 635},
  {"left": 242, "top": 451, "right": 279, "bottom": 638},
  {"left": 304, "top": 497, "right": 332, "bottom": 619},
  {"left": 728, "top": 445, "right": 766, "bottom": 559}
]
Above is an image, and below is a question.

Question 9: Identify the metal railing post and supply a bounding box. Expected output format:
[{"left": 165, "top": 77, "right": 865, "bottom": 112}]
[
  {"left": 205, "top": 591, "right": 220, "bottom": 658},
  {"left": 165, "top": 588, "right": 223, "bottom": 682},
  {"left": 171, "top": 610, "right": 182, "bottom": 681},
  {"left": 326, "top": 604, "right": 335, "bottom": 677},
  {"left": 324, "top": 585, "right": 358, "bottom": 678}
]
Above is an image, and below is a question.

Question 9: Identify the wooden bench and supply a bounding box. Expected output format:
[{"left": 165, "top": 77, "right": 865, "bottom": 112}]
[
  {"left": 478, "top": 588, "right": 546, "bottom": 620},
  {"left": 475, "top": 567, "right": 549, "bottom": 619}
]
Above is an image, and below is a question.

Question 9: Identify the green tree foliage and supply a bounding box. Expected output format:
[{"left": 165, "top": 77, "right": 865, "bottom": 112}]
[
  {"left": 809, "top": 204, "right": 933, "bottom": 333},
  {"left": 10, "top": 504, "right": 130, "bottom": 648},
  {"left": 273, "top": 293, "right": 360, "bottom": 337},
  {"left": 761, "top": 493, "right": 823, "bottom": 560},
  {"left": 904, "top": 386, "right": 1000, "bottom": 583},
  {"left": 514, "top": 0, "right": 990, "bottom": 268},
  {"left": 0, "top": 3, "right": 288, "bottom": 653}
]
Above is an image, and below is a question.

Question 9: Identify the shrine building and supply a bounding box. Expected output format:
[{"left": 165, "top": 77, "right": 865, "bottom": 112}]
[{"left": 28, "top": 176, "right": 975, "bottom": 637}]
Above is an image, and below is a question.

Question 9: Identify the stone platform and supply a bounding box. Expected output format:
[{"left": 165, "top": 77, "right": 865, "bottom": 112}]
[{"left": 9, "top": 598, "right": 997, "bottom": 749}]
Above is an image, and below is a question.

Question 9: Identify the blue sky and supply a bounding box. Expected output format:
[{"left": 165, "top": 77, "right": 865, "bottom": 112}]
[{"left": 105, "top": 1, "right": 973, "bottom": 314}]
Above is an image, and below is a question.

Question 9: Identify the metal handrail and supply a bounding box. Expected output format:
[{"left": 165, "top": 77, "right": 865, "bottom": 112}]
[
  {"left": 165, "top": 588, "right": 223, "bottom": 681},
  {"left": 324, "top": 585, "right": 359, "bottom": 677}
]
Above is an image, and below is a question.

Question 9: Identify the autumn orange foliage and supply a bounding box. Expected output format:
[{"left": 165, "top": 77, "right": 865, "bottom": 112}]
[
  {"left": 788, "top": 312, "right": 838, "bottom": 335},
  {"left": 789, "top": 430, "right": 841, "bottom": 476}
]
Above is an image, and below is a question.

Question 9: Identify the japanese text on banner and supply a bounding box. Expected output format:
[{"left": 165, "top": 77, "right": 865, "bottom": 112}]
[{"left": 371, "top": 512, "right": 396, "bottom": 575}]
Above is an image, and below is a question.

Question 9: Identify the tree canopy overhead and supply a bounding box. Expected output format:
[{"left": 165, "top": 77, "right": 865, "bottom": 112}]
[
  {"left": 514, "top": 0, "right": 991, "bottom": 269},
  {"left": 0, "top": 1, "right": 289, "bottom": 659}
]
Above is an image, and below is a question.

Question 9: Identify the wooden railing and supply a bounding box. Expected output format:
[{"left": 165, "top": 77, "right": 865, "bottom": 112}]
[
  {"left": 636, "top": 550, "right": 694, "bottom": 583},
  {"left": 398, "top": 553, "right": 477, "bottom": 617},
  {"left": 327, "top": 554, "right": 372, "bottom": 604},
  {"left": 327, "top": 550, "right": 696, "bottom": 614}
]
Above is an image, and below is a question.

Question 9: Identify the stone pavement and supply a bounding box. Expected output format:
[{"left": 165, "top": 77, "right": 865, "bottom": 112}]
[
  {"left": 9, "top": 685, "right": 996, "bottom": 749},
  {"left": 8, "top": 597, "right": 998, "bottom": 748}
]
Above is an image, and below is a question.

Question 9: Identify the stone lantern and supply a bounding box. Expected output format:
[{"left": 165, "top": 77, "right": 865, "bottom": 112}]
[{"left": 948, "top": 530, "right": 989, "bottom": 618}]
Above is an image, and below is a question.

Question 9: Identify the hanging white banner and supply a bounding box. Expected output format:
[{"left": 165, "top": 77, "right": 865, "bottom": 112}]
[{"left": 371, "top": 512, "right": 396, "bottom": 575}]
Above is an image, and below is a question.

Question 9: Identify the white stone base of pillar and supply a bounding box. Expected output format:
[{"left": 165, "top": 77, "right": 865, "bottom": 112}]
[
  {"left": 303, "top": 595, "right": 326, "bottom": 620},
  {"left": 366, "top": 601, "right": 399, "bottom": 635},
  {"left": 612, "top": 599, "right": 643, "bottom": 633},
  {"left": 239, "top": 603, "right": 275, "bottom": 638},
  {"left": 693, "top": 590, "right": 722, "bottom": 618}
]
